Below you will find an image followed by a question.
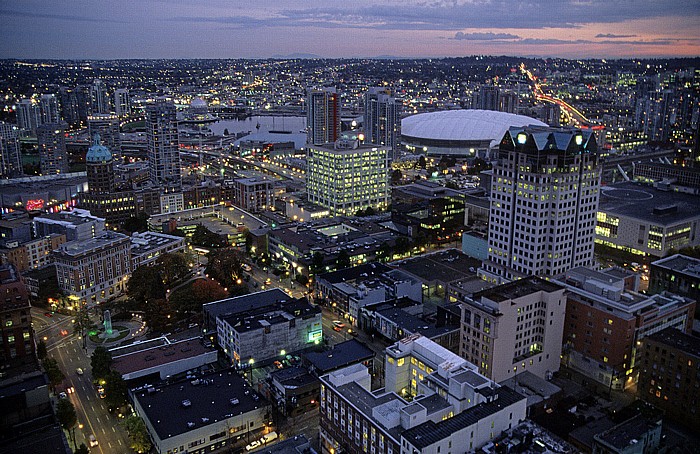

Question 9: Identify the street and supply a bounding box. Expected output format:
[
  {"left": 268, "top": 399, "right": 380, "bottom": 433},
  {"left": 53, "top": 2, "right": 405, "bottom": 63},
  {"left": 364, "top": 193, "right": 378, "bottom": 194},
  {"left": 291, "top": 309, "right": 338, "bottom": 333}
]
[{"left": 33, "top": 307, "right": 132, "bottom": 453}]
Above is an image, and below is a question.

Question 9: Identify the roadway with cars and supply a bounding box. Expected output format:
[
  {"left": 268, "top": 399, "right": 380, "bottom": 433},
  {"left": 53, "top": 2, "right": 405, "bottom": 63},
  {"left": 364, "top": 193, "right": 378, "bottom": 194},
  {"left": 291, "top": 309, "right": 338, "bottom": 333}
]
[{"left": 33, "top": 307, "right": 132, "bottom": 453}]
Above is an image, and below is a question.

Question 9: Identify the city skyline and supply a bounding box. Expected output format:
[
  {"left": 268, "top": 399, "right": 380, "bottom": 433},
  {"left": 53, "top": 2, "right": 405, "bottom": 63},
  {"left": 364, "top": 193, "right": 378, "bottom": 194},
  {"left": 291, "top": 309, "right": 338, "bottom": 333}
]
[{"left": 1, "top": 0, "right": 699, "bottom": 59}]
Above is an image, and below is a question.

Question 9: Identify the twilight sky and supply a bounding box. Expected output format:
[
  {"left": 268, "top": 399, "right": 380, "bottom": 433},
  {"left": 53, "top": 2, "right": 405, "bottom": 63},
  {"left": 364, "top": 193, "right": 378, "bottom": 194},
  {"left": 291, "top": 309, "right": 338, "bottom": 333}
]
[{"left": 1, "top": 0, "right": 699, "bottom": 59}]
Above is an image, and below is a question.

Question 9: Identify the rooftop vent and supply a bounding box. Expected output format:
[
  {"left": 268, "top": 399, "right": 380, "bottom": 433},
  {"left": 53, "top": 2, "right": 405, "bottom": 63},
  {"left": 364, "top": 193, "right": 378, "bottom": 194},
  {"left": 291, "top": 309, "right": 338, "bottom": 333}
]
[{"left": 182, "top": 399, "right": 192, "bottom": 408}]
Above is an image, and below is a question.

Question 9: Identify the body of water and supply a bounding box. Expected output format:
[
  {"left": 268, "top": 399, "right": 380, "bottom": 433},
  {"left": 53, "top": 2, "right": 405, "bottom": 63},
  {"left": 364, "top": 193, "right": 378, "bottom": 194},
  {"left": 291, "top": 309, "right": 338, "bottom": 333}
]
[{"left": 209, "top": 116, "right": 306, "bottom": 137}]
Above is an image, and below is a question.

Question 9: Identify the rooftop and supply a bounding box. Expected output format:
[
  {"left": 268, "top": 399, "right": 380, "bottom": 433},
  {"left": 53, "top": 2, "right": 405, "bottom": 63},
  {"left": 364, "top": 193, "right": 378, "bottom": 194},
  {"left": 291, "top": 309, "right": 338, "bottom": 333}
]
[
  {"left": 220, "top": 297, "right": 320, "bottom": 334},
  {"left": 474, "top": 276, "right": 564, "bottom": 303},
  {"left": 391, "top": 249, "right": 480, "bottom": 284},
  {"left": 595, "top": 414, "right": 661, "bottom": 450},
  {"left": 54, "top": 231, "right": 129, "bottom": 257},
  {"left": 130, "top": 231, "right": 184, "bottom": 258},
  {"left": 305, "top": 339, "right": 374, "bottom": 374},
  {"left": 645, "top": 327, "right": 700, "bottom": 359},
  {"left": 112, "top": 338, "right": 215, "bottom": 377},
  {"left": 402, "top": 387, "right": 525, "bottom": 449},
  {"left": 204, "top": 288, "right": 291, "bottom": 326},
  {"left": 133, "top": 369, "right": 267, "bottom": 440},
  {"left": 652, "top": 254, "right": 700, "bottom": 278},
  {"left": 598, "top": 182, "right": 700, "bottom": 226},
  {"left": 317, "top": 262, "right": 391, "bottom": 285}
]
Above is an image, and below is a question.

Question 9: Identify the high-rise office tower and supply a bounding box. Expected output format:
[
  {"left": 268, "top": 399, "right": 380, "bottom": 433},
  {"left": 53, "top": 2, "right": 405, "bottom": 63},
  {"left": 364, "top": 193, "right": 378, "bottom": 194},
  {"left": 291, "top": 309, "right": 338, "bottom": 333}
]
[
  {"left": 474, "top": 85, "right": 500, "bottom": 111},
  {"left": 15, "top": 99, "right": 40, "bottom": 134},
  {"left": 75, "top": 85, "right": 92, "bottom": 123},
  {"left": 146, "top": 100, "right": 181, "bottom": 190},
  {"left": 90, "top": 79, "right": 110, "bottom": 114},
  {"left": 114, "top": 89, "right": 131, "bottom": 117},
  {"left": 0, "top": 122, "right": 23, "bottom": 178},
  {"left": 86, "top": 133, "right": 115, "bottom": 194},
  {"left": 58, "top": 87, "right": 80, "bottom": 126},
  {"left": 306, "top": 87, "right": 340, "bottom": 145},
  {"left": 498, "top": 90, "right": 519, "bottom": 114},
  {"left": 307, "top": 138, "right": 389, "bottom": 215},
  {"left": 39, "top": 94, "right": 60, "bottom": 125},
  {"left": 88, "top": 113, "right": 121, "bottom": 154},
  {"left": 363, "top": 87, "right": 402, "bottom": 150},
  {"left": 37, "top": 122, "right": 69, "bottom": 175},
  {"left": 480, "top": 126, "right": 600, "bottom": 283}
]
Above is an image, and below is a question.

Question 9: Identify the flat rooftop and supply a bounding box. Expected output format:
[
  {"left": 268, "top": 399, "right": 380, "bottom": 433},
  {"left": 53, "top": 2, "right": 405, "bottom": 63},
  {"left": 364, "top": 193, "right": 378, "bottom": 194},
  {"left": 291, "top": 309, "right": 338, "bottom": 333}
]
[
  {"left": 652, "top": 254, "right": 700, "bottom": 278},
  {"left": 402, "top": 387, "right": 524, "bottom": 449},
  {"left": 598, "top": 182, "right": 700, "bottom": 226},
  {"left": 317, "top": 262, "right": 391, "bottom": 285},
  {"left": 474, "top": 276, "right": 563, "bottom": 303},
  {"left": 204, "top": 288, "right": 291, "bottom": 325},
  {"left": 130, "top": 231, "right": 184, "bottom": 257},
  {"left": 646, "top": 327, "right": 700, "bottom": 359},
  {"left": 375, "top": 305, "right": 459, "bottom": 340},
  {"left": 331, "top": 380, "right": 405, "bottom": 439},
  {"left": 391, "top": 249, "right": 480, "bottom": 284},
  {"left": 596, "top": 414, "right": 661, "bottom": 450},
  {"left": 54, "top": 231, "right": 128, "bottom": 256},
  {"left": 133, "top": 369, "right": 266, "bottom": 440},
  {"left": 112, "top": 338, "right": 215, "bottom": 377},
  {"left": 304, "top": 339, "right": 374, "bottom": 374}
]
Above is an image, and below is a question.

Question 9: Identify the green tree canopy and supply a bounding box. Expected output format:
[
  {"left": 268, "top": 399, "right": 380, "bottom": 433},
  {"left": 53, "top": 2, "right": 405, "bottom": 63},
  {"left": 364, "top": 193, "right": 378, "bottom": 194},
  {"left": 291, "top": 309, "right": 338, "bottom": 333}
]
[
  {"left": 42, "top": 357, "right": 65, "bottom": 391},
  {"left": 143, "top": 298, "right": 174, "bottom": 333},
  {"left": 157, "top": 252, "right": 190, "bottom": 286},
  {"left": 104, "top": 370, "right": 128, "bottom": 411},
  {"left": 191, "top": 225, "right": 228, "bottom": 248},
  {"left": 336, "top": 250, "right": 351, "bottom": 270},
  {"left": 37, "top": 339, "right": 47, "bottom": 360},
  {"left": 205, "top": 247, "right": 245, "bottom": 289},
  {"left": 90, "top": 346, "right": 112, "bottom": 381},
  {"left": 122, "top": 415, "right": 153, "bottom": 453},
  {"left": 74, "top": 444, "right": 89, "bottom": 454},
  {"left": 56, "top": 398, "right": 77, "bottom": 434},
  {"left": 127, "top": 265, "right": 166, "bottom": 304}
]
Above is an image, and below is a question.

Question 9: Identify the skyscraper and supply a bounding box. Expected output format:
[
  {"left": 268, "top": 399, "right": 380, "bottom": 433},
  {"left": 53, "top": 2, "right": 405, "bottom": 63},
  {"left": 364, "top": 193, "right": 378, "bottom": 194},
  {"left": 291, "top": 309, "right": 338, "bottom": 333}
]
[
  {"left": 39, "top": 94, "right": 60, "bottom": 125},
  {"left": 88, "top": 113, "right": 121, "bottom": 154},
  {"left": 363, "top": 87, "right": 402, "bottom": 150},
  {"left": 307, "top": 138, "right": 389, "bottom": 215},
  {"left": 480, "top": 126, "right": 600, "bottom": 283},
  {"left": 15, "top": 99, "right": 40, "bottom": 134},
  {"left": 86, "top": 133, "right": 115, "bottom": 194},
  {"left": 37, "top": 122, "right": 69, "bottom": 175},
  {"left": 0, "top": 122, "right": 23, "bottom": 178},
  {"left": 306, "top": 87, "right": 340, "bottom": 145},
  {"left": 114, "top": 88, "right": 131, "bottom": 117},
  {"left": 58, "top": 86, "right": 80, "bottom": 126},
  {"left": 146, "top": 100, "right": 181, "bottom": 190},
  {"left": 90, "top": 79, "right": 110, "bottom": 114}
]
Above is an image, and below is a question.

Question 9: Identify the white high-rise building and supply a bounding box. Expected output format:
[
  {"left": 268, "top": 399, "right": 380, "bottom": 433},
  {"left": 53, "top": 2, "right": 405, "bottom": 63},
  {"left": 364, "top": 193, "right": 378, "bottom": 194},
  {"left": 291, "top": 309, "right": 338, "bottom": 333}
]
[
  {"left": 90, "top": 79, "right": 110, "bottom": 114},
  {"left": 0, "top": 122, "right": 23, "bottom": 178},
  {"left": 480, "top": 126, "right": 600, "bottom": 283},
  {"left": 114, "top": 89, "right": 130, "bottom": 117},
  {"left": 307, "top": 138, "right": 389, "bottom": 215},
  {"left": 146, "top": 100, "right": 181, "bottom": 190},
  {"left": 363, "top": 87, "right": 401, "bottom": 150},
  {"left": 37, "top": 122, "right": 69, "bottom": 175},
  {"left": 16, "top": 99, "right": 40, "bottom": 134},
  {"left": 306, "top": 87, "right": 340, "bottom": 145},
  {"left": 39, "top": 94, "right": 60, "bottom": 125}
]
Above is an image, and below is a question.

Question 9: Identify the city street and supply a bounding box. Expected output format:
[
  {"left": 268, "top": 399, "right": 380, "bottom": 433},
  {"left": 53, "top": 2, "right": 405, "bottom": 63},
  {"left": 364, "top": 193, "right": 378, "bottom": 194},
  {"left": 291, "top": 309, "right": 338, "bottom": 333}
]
[{"left": 33, "top": 307, "right": 132, "bottom": 453}]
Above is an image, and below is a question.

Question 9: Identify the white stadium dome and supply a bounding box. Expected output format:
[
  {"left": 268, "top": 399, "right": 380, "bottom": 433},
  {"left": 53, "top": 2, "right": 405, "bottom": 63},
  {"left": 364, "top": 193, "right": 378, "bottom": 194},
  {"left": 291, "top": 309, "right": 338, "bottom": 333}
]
[{"left": 401, "top": 109, "right": 546, "bottom": 157}]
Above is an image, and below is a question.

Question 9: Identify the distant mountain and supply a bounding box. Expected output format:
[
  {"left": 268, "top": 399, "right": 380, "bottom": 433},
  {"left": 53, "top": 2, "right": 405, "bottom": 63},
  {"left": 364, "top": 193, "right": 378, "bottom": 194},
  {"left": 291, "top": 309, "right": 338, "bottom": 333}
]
[{"left": 270, "top": 53, "right": 322, "bottom": 59}]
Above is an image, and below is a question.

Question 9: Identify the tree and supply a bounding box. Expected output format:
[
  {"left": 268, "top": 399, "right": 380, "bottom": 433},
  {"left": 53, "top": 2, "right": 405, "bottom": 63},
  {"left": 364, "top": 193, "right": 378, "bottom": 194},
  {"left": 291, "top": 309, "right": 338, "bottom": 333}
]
[
  {"left": 191, "top": 225, "right": 228, "bottom": 248},
  {"left": 74, "top": 444, "right": 89, "bottom": 454},
  {"left": 90, "top": 346, "right": 112, "bottom": 381},
  {"left": 56, "top": 399, "right": 77, "bottom": 448},
  {"left": 122, "top": 211, "right": 149, "bottom": 233},
  {"left": 336, "top": 250, "right": 351, "bottom": 270},
  {"left": 223, "top": 128, "right": 230, "bottom": 136},
  {"left": 127, "top": 265, "right": 166, "bottom": 304},
  {"left": 73, "top": 305, "right": 91, "bottom": 336},
  {"left": 391, "top": 169, "right": 403, "bottom": 185},
  {"left": 157, "top": 252, "right": 190, "bottom": 286},
  {"left": 143, "top": 298, "right": 174, "bottom": 333},
  {"left": 104, "top": 370, "right": 128, "bottom": 411},
  {"left": 417, "top": 155, "right": 427, "bottom": 169},
  {"left": 37, "top": 339, "right": 47, "bottom": 360},
  {"left": 310, "top": 251, "right": 325, "bottom": 275},
  {"left": 191, "top": 279, "right": 228, "bottom": 305},
  {"left": 42, "top": 357, "right": 65, "bottom": 391},
  {"left": 123, "top": 415, "right": 153, "bottom": 453},
  {"left": 205, "top": 247, "right": 245, "bottom": 289}
]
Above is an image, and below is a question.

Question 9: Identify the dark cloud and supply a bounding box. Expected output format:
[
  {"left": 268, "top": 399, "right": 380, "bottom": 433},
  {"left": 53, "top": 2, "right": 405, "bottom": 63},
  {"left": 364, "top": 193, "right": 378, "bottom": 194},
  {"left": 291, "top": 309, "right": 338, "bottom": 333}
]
[
  {"left": 0, "top": 8, "right": 119, "bottom": 23},
  {"left": 595, "top": 33, "right": 637, "bottom": 38},
  {"left": 453, "top": 32, "right": 520, "bottom": 40}
]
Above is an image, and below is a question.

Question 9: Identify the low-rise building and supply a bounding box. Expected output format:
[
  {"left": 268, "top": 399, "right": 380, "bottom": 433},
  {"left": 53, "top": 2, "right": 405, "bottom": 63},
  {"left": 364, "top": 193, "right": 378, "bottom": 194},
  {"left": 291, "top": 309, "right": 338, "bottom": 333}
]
[
  {"left": 592, "top": 413, "right": 662, "bottom": 454},
  {"left": 596, "top": 182, "right": 700, "bottom": 257},
  {"left": 217, "top": 297, "right": 322, "bottom": 366},
  {"left": 320, "top": 337, "right": 527, "bottom": 454},
  {"left": 649, "top": 254, "right": 700, "bottom": 308},
  {"left": 304, "top": 339, "right": 375, "bottom": 377},
  {"left": 459, "top": 277, "right": 567, "bottom": 383},
  {"left": 556, "top": 267, "right": 695, "bottom": 390},
  {"left": 53, "top": 231, "right": 131, "bottom": 306},
  {"left": 130, "top": 231, "right": 186, "bottom": 268},
  {"left": 111, "top": 337, "right": 217, "bottom": 381},
  {"left": 269, "top": 366, "right": 320, "bottom": 417},
  {"left": 232, "top": 177, "right": 275, "bottom": 212},
  {"left": 2, "top": 233, "right": 66, "bottom": 272},
  {"left": 33, "top": 208, "right": 105, "bottom": 242},
  {"left": 132, "top": 370, "right": 271, "bottom": 454},
  {"left": 637, "top": 327, "right": 700, "bottom": 431}
]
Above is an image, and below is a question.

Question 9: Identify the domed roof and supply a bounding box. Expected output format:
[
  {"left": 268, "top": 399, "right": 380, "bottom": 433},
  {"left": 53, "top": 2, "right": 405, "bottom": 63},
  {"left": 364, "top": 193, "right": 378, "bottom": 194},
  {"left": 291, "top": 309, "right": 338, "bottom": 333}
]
[
  {"left": 401, "top": 109, "right": 547, "bottom": 142},
  {"left": 86, "top": 134, "right": 112, "bottom": 163},
  {"left": 190, "top": 97, "right": 208, "bottom": 108}
]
